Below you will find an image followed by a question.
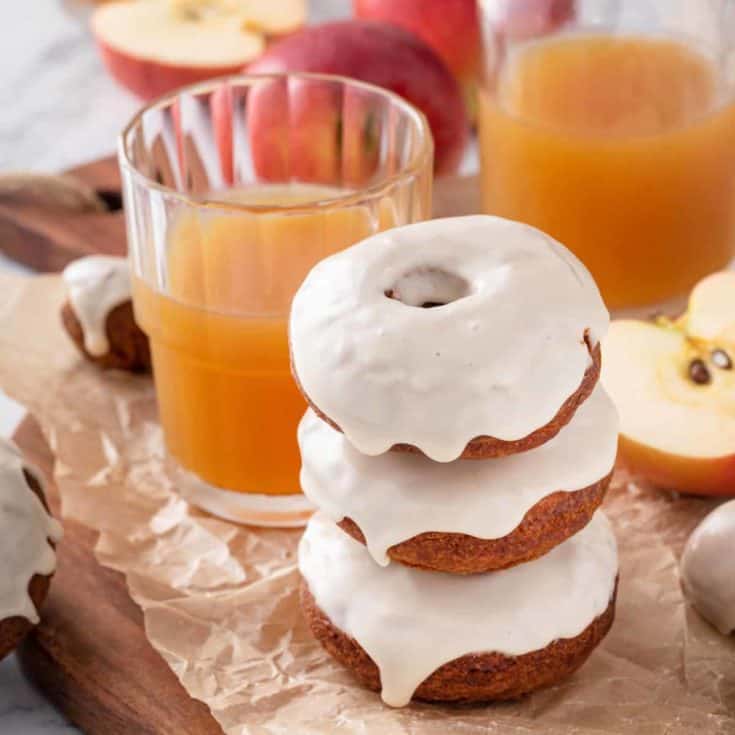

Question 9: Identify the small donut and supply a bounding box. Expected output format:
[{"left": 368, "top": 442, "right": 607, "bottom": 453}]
[
  {"left": 289, "top": 216, "right": 608, "bottom": 462},
  {"left": 61, "top": 255, "right": 151, "bottom": 373},
  {"left": 680, "top": 500, "right": 735, "bottom": 635},
  {"left": 299, "top": 384, "right": 618, "bottom": 573},
  {"left": 0, "top": 438, "right": 62, "bottom": 661},
  {"left": 299, "top": 513, "right": 618, "bottom": 706}
]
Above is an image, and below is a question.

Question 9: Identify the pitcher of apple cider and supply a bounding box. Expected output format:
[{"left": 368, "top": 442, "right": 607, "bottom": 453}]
[
  {"left": 119, "top": 74, "right": 432, "bottom": 526},
  {"left": 477, "top": 0, "right": 735, "bottom": 310}
]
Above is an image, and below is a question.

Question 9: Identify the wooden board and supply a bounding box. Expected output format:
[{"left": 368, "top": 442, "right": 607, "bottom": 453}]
[
  {"left": 14, "top": 416, "right": 223, "bottom": 734},
  {"left": 0, "top": 157, "right": 126, "bottom": 271}
]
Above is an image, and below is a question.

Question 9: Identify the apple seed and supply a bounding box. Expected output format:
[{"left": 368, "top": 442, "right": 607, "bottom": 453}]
[
  {"left": 711, "top": 348, "right": 732, "bottom": 370},
  {"left": 688, "top": 358, "right": 711, "bottom": 385}
]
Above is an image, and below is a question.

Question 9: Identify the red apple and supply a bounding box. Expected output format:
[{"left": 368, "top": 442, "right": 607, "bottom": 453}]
[
  {"left": 353, "top": 0, "right": 481, "bottom": 97},
  {"left": 212, "top": 77, "right": 382, "bottom": 188},
  {"left": 92, "top": 0, "right": 305, "bottom": 100},
  {"left": 243, "top": 21, "right": 468, "bottom": 176}
]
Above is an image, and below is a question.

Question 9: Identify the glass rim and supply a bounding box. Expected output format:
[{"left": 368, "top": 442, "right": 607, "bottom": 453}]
[{"left": 118, "top": 71, "right": 433, "bottom": 214}]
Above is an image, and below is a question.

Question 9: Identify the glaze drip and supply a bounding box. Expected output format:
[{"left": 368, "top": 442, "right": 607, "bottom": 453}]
[
  {"left": 63, "top": 255, "right": 131, "bottom": 356},
  {"left": 299, "top": 385, "right": 618, "bottom": 565},
  {"left": 0, "top": 438, "right": 62, "bottom": 623}
]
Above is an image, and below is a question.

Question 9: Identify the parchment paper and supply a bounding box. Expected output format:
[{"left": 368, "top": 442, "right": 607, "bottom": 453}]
[{"left": 0, "top": 271, "right": 734, "bottom": 735}]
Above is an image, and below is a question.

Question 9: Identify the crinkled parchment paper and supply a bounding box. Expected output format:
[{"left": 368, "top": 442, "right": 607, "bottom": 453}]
[{"left": 0, "top": 271, "right": 734, "bottom": 735}]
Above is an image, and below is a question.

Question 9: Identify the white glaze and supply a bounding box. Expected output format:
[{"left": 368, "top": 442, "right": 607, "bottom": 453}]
[
  {"left": 62, "top": 255, "right": 131, "bottom": 356},
  {"left": 0, "top": 438, "right": 62, "bottom": 623},
  {"left": 289, "top": 216, "right": 609, "bottom": 462},
  {"left": 680, "top": 500, "right": 735, "bottom": 635},
  {"left": 299, "top": 384, "right": 618, "bottom": 565},
  {"left": 299, "top": 511, "right": 618, "bottom": 707}
]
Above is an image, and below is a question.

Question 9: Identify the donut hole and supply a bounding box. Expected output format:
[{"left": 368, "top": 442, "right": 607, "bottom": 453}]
[{"left": 385, "top": 268, "right": 471, "bottom": 308}]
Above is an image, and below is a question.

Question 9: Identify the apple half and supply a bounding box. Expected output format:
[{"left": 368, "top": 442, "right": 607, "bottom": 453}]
[
  {"left": 602, "top": 272, "right": 735, "bottom": 496},
  {"left": 92, "top": 0, "right": 305, "bottom": 100}
]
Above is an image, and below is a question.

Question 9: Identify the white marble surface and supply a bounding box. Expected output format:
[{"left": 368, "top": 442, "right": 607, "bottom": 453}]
[{"left": 0, "top": 1, "right": 350, "bottom": 731}]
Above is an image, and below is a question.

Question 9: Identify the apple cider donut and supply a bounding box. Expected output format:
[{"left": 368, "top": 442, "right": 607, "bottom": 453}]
[
  {"left": 289, "top": 216, "right": 608, "bottom": 462},
  {"left": 299, "top": 512, "right": 618, "bottom": 706},
  {"left": 299, "top": 384, "right": 618, "bottom": 573},
  {"left": 0, "top": 437, "right": 62, "bottom": 661},
  {"left": 61, "top": 255, "right": 151, "bottom": 373}
]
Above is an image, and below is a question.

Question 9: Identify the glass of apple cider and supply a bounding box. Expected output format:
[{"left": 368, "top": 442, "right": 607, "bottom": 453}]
[
  {"left": 118, "top": 74, "right": 432, "bottom": 526},
  {"left": 477, "top": 0, "right": 735, "bottom": 310}
]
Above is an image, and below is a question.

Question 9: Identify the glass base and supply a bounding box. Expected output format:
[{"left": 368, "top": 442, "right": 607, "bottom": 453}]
[{"left": 174, "top": 465, "right": 315, "bottom": 528}]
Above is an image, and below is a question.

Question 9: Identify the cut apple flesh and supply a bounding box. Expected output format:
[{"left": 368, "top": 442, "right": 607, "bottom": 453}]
[
  {"left": 235, "top": 0, "right": 307, "bottom": 35},
  {"left": 684, "top": 271, "right": 735, "bottom": 342},
  {"left": 602, "top": 320, "right": 735, "bottom": 460},
  {"left": 92, "top": 1, "right": 264, "bottom": 68}
]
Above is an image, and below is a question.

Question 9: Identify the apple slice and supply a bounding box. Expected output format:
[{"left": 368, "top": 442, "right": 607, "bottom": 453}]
[
  {"left": 602, "top": 274, "right": 735, "bottom": 496},
  {"left": 92, "top": 0, "right": 265, "bottom": 100},
  {"left": 236, "top": 0, "right": 306, "bottom": 35},
  {"left": 684, "top": 271, "right": 735, "bottom": 342}
]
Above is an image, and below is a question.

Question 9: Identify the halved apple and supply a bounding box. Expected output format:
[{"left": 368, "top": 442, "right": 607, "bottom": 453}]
[
  {"left": 602, "top": 272, "right": 735, "bottom": 496},
  {"left": 92, "top": 0, "right": 305, "bottom": 100}
]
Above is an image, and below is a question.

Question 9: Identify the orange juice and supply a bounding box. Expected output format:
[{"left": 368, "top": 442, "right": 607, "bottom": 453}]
[
  {"left": 478, "top": 35, "right": 735, "bottom": 308},
  {"left": 134, "top": 185, "right": 395, "bottom": 496}
]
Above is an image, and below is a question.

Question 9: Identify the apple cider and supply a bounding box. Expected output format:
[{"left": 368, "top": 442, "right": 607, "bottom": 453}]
[
  {"left": 121, "top": 74, "right": 431, "bottom": 523},
  {"left": 133, "top": 184, "right": 398, "bottom": 497},
  {"left": 478, "top": 34, "right": 735, "bottom": 309}
]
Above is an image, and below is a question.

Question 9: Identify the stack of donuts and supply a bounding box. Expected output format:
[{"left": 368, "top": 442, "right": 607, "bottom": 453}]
[{"left": 289, "top": 215, "right": 620, "bottom": 707}]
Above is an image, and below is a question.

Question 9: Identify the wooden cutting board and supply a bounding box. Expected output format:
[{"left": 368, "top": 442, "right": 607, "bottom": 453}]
[
  {"left": 14, "top": 416, "right": 223, "bottom": 734},
  {"left": 0, "top": 158, "right": 127, "bottom": 271},
  {"left": 3, "top": 157, "right": 476, "bottom": 733}
]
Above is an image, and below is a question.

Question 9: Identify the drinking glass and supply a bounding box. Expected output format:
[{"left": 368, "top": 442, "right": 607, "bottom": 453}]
[
  {"left": 119, "top": 74, "right": 432, "bottom": 526},
  {"left": 478, "top": 0, "right": 735, "bottom": 309}
]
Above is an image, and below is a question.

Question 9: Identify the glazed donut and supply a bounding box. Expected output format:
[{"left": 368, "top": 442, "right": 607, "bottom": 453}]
[
  {"left": 289, "top": 215, "right": 608, "bottom": 462},
  {"left": 0, "top": 437, "right": 62, "bottom": 661},
  {"left": 61, "top": 255, "right": 151, "bottom": 373},
  {"left": 299, "top": 512, "right": 618, "bottom": 706},
  {"left": 298, "top": 384, "right": 618, "bottom": 574},
  {"left": 680, "top": 500, "right": 735, "bottom": 635}
]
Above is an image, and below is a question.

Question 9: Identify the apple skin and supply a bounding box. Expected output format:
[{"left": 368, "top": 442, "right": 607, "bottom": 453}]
[
  {"left": 493, "top": 0, "right": 576, "bottom": 39},
  {"left": 243, "top": 21, "right": 467, "bottom": 176},
  {"left": 96, "top": 38, "right": 249, "bottom": 101},
  {"left": 353, "top": 0, "right": 480, "bottom": 87},
  {"left": 212, "top": 77, "right": 382, "bottom": 187},
  {"left": 618, "top": 435, "right": 735, "bottom": 498}
]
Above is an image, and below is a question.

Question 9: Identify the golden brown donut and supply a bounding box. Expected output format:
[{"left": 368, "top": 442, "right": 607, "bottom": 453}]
[
  {"left": 0, "top": 469, "right": 55, "bottom": 662},
  {"left": 301, "top": 578, "right": 617, "bottom": 703},
  {"left": 338, "top": 470, "right": 612, "bottom": 574},
  {"left": 61, "top": 299, "right": 151, "bottom": 373}
]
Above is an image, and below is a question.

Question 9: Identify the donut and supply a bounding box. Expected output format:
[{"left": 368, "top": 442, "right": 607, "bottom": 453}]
[
  {"left": 680, "top": 500, "right": 735, "bottom": 635},
  {"left": 289, "top": 215, "right": 608, "bottom": 462},
  {"left": 61, "top": 255, "right": 151, "bottom": 373},
  {"left": 0, "top": 438, "right": 62, "bottom": 661},
  {"left": 298, "top": 384, "right": 618, "bottom": 573},
  {"left": 299, "top": 512, "right": 618, "bottom": 706}
]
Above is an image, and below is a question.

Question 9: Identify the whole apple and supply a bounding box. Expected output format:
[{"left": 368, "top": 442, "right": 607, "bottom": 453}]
[
  {"left": 353, "top": 0, "right": 480, "bottom": 90},
  {"left": 244, "top": 21, "right": 469, "bottom": 176}
]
